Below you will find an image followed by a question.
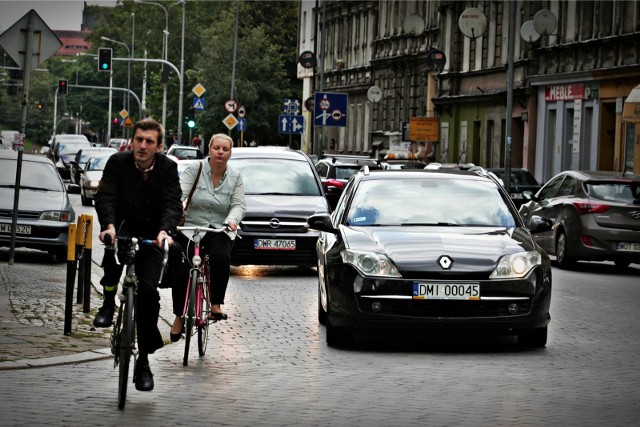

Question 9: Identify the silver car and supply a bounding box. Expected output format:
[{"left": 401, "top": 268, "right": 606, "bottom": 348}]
[
  {"left": 519, "top": 170, "right": 640, "bottom": 269},
  {"left": 0, "top": 150, "right": 79, "bottom": 261}
]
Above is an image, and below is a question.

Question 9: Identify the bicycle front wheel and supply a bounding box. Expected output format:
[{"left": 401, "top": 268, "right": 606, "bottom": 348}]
[
  {"left": 118, "top": 286, "right": 135, "bottom": 410},
  {"left": 197, "top": 262, "right": 211, "bottom": 356},
  {"left": 183, "top": 269, "right": 198, "bottom": 366}
]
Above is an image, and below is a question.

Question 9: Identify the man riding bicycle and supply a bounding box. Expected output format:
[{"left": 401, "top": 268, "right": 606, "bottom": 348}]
[{"left": 94, "top": 117, "right": 182, "bottom": 392}]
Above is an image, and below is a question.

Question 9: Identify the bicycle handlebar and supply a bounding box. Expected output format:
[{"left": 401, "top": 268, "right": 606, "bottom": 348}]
[
  {"left": 104, "top": 235, "right": 170, "bottom": 284},
  {"left": 177, "top": 224, "right": 241, "bottom": 239}
]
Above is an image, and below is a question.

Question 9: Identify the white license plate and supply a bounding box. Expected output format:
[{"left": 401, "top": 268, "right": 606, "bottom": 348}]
[
  {"left": 616, "top": 242, "right": 640, "bottom": 252},
  {"left": 0, "top": 224, "right": 32, "bottom": 235},
  {"left": 254, "top": 238, "right": 296, "bottom": 251},
  {"left": 413, "top": 282, "right": 480, "bottom": 300},
  {"left": 510, "top": 193, "right": 524, "bottom": 199}
]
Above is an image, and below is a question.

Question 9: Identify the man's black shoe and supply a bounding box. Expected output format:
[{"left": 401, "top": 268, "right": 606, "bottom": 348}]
[
  {"left": 134, "top": 363, "right": 154, "bottom": 392},
  {"left": 93, "top": 306, "right": 114, "bottom": 328}
]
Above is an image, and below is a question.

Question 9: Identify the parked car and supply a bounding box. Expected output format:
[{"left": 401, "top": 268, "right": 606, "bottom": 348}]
[
  {"left": 488, "top": 168, "right": 542, "bottom": 208},
  {"left": 69, "top": 147, "right": 116, "bottom": 185},
  {"left": 0, "top": 150, "right": 79, "bottom": 261},
  {"left": 79, "top": 155, "right": 110, "bottom": 206},
  {"left": 166, "top": 145, "right": 203, "bottom": 160},
  {"left": 519, "top": 170, "right": 640, "bottom": 269},
  {"left": 168, "top": 156, "right": 200, "bottom": 177},
  {"left": 307, "top": 167, "right": 552, "bottom": 347},
  {"left": 315, "top": 156, "right": 379, "bottom": 209},
  {"left": 228, "top": 147, "right": 330, "bottom": 266},
  {"left": 380, "top": 159, "right": 427, "bottom": 170},
  {"left": 106, "top": 138, "right": 129, "bottom": 151},
  {"left": 49, "top": 135, "right": 91, "bottom": 179}
]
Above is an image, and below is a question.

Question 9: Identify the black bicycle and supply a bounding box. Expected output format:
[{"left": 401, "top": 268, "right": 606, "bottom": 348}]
[{"left": 108, "top": 233, "right": 169, "bottom": 410}]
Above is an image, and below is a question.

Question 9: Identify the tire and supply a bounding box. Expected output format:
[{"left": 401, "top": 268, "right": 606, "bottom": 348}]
[
  {"left": 318, "top": 286, "right": 327, "bottom": 326},
  {"left": 183, "top": 269, "right": 198, "bottom": 366},
  {"left": 118, "top": 286, "right": 134, "bottom": 410},
  {"left": 80, "top": 192, "right": 92, "bottom": 206},
  {"left": 326, "top": 320, "right": 353, "bottom": 347},
  {"left": 555, "top": 231, "right": 575, "bottom": 269},
  {"left": 614, "top": 260, "right": 630, "bottom": 269},
  {"left": 197, "top": 266, "right": 210, "bottom": 356},
  {"left": 518, "top": 327, "right": 548, "bottom": 348}
]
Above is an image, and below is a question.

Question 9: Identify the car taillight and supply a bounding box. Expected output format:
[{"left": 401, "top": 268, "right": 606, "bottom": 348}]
[
  {"left": 573, "top": 202, "right": 610, "bottom": 215},
  {"left": 324, "top": 179, "right": 344, "bottom": 188}
]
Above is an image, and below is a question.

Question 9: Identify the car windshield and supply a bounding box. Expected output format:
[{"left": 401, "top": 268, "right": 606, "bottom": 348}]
[
  {"left": 173, "top": 148, "right": 201, "bottom": 159},
  {"left": 0, "top": 159, "right": 63, "bottom": 192},
  {"left": 79, "top": 150, "right": 105, "bottom": 163},
  {"left": 335, "top": 165, "right": 362, "bottom": 180},
  {"left": 586, "top": 181, "right": 640, "bottom": 203},
  {"left": 492, "top": 170, "right": 539, "bottom": 186},
  {"left": 59, "top": 143, "right": 85, "bottom": 155},
  {"left": 346, "top": 177, "right": 516, "bottom": 227},
  {"left": 86, "top": 156, "right": 109, "bottom": 171},
  {"left": 230, "top": 158, "right": 322, "bottom": 196}
]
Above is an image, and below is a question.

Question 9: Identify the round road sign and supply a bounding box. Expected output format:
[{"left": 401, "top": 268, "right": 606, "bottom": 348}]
[
  {"left": 237, "top": 105, "right": 246, "bottom": 118},
  {"left": 225, "top": 99, "right": 238, "bottom": 113}
]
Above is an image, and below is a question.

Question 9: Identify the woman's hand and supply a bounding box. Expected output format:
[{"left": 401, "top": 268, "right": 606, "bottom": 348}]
[{"left": 225, "top": 220, "right": 238, "bottom": 232}]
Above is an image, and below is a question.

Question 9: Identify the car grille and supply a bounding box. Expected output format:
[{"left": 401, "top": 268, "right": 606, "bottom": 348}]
[
  {"left": 356, "top": 296, "right": 532, "bottom": 318},
  {"left": 240, "top": 217, "right": 309, "bottom": 233},
  {"left": 0, "top": 209, "right": 40, "bottom": 220}
]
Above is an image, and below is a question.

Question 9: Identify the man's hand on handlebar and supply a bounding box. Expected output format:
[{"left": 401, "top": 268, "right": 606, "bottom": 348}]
[{"left": 100, "top": 225, "right": 116, "bottom": 246}]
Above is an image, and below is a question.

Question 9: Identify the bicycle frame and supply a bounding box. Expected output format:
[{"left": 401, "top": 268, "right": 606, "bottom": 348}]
[{"left": 177, "top": 225, "right": 236, "bottom": 366}]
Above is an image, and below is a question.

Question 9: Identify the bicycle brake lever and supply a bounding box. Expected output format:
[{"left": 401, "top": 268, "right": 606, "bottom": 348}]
[{"left": 157, "top": 238, "right": 170, "bottom": 284}]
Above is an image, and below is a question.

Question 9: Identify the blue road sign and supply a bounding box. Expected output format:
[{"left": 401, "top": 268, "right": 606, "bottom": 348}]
[
  {"left": 238, "top": 117, "right": 246, "bottom": 132},
  {"left": 314, "top": 92, "right": 347, "bottom": 127},
  {"left": 278, "top": 114, "right": 305, "bottom": 134},
  {"left": 193, "top": 97, "right": 205, "bottom": 111},
  {"left": 283, "top": 99, "right": 301, "bottom": 115}
]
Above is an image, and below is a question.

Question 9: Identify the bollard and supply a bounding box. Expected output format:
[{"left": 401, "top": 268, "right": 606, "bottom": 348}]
[
  {"left": 75, "top": 215, "right": 88, "bottom": 304},
  {"left": 82, "top": 215, "right": 93, "bottom": 313},
  {"left": 64, "top": 224, "right": 77, "bottom": 335}
]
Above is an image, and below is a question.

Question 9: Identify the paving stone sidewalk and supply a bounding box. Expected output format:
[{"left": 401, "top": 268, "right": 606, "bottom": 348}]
[{"left": 0, "top": 251, "right": 175, "bottom": 370}]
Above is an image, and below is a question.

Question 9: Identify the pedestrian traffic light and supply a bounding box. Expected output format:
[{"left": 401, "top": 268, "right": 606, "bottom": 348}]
[
  {"left": 98, "top": 47, "right": 112, "bottom": 72},
  {"left": 58, "top": 79, "right": 68, "bottom": 95}
]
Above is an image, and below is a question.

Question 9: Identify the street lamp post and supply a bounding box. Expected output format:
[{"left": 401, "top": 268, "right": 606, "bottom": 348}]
[
  {"left": 61, "top": 58, "right": 79, "bottom": 85},
  {"left": 134, "top": 0, "right": 183, "bottom": 134}
]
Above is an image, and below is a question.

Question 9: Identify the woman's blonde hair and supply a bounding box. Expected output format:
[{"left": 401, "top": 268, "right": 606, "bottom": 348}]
[{"left": 209, "top": 133, "right": 234, "bottom": 149}]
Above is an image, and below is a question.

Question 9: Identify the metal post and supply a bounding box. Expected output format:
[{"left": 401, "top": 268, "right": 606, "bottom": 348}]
[
  {"left": 178, "top": 0, "right": 185, "bottom": 143},
  {"left": 107, "top": 68, "right": 113, "bottom": 141},
  {"left": 82, "top": 215, "right": 93, "bottom": 314},
  {"left": 504, "top": 1, "right": 516, "bottom": 193},
  {"left": 64, "top": 224, "right": 77, "bottom": 335}
]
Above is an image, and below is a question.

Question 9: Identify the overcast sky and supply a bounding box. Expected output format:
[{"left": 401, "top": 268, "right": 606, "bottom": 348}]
[{"left": 0, "top": 1, "right": 116, "bottom": 32}]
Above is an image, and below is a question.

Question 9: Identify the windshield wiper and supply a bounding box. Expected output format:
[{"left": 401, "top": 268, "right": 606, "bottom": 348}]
[
  {"left": 401, "top": 222, "right": 461, "bottom": 226},
  {"left": 20, "top": 185, "right": 52, "bottom": 191}
]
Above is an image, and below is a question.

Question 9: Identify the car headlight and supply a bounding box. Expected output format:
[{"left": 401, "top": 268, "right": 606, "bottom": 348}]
[
  {"left": 88, "top": 180, "right": 100, "bottom": 189},
  {"left": 341, "top": 249, "right": 401, "bottom": 278},
  {"left": 39, "top": 210, "right": 71, "bottom": 222},
  {"left": 490, "top": 251, "right": 542, "bottom": 279}
]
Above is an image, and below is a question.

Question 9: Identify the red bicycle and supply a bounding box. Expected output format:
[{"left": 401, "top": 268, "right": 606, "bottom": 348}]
[{"left": 176, "top": 225, "right": 236, "bottom": 366}]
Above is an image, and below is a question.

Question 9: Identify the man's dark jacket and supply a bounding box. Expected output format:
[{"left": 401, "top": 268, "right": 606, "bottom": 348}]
[{"left": 95, "top": 151, "right": 183, "bottom": 238}]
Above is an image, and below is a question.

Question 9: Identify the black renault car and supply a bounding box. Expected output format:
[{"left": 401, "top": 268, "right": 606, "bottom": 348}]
[{"left": 308, "top": 167, "right": 552, "bottom": 347}]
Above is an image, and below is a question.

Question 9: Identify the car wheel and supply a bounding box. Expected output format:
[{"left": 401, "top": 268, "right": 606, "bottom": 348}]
[
  {"left": 326, "top": 320, "right": 353, "bottom": 347},
  {"left": 50, "top": 249, "right": 68, "bottom": 263},
  {"left": 555, "top": 231, "right": 575, "bottom": 269},
  {"left": 518, "top": 327, "right": 547, "bottom": 348},
  {"left": 614, "top": 260, "right": 630, "bottom": 269},
  {"left": 80, "top": 192, "right": 92, "bottom": 206},
  {"left": 318, "top": 287, "right": 327, "bottom": 326}
]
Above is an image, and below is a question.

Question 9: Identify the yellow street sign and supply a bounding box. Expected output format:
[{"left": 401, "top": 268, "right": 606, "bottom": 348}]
[
  {"left": 119, "top": 109, "right": 128, "bottom": 119},
  {"left": 223, "top": 113, "right": 238, "bottom": 130},
  {"left": 409, "top": 117, "right": 439, "bottom": 142},
  {"left": 192, "top": 83, "right": 206, "bottom": 98}
]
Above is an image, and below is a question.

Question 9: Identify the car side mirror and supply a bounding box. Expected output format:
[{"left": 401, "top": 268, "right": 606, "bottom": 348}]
[
  {"left": 528, "top": 215, "right": 552, "bottom": 234},
  {"left": 67, "top": 183, "right": 81, "bottom": 194},
  {"left": 307, "top": 213, "right": 337, "bottom": 234}
]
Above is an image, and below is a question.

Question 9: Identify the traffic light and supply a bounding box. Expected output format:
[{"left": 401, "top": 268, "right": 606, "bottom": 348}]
[
  {"left": 58, "top": 79, "right": 68, "bottom": 95},
  {"left": 98, "top": 47, "right": 112, "bottom": 72},
  {"left": 185, "top": 107, "right": 196, "bottom": 128}
]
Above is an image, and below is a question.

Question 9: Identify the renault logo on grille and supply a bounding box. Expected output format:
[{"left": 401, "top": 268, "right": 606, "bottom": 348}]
[
  {"left": 437, "top": 255, "right": 454, "bottom": 270},
  {"left": 269, "top": 218, "right": 281, "bottom": 228},
  {"left": 630, "top": 211, "right": 640, "bottom": 220}
]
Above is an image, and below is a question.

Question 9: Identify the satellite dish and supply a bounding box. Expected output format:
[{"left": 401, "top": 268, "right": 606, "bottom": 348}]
[
  {"left": 533, "top": 9, "right": 557, "bottom": 36},
  {"left": 402, "top": 13, "right": 425, "bottom": 36},
  {"left": 520, "top": 20, "right": 541, "bottom": 42},
  {"left": 458, "top": 7, "right": 487, "bottom": 39}
]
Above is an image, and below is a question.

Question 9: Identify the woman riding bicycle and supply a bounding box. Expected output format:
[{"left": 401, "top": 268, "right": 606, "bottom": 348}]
[{"left": 170, "top": 133, "right": 246, "bottom": 342}]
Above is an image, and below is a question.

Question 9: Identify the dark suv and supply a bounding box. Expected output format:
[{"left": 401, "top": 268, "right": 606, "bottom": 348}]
[{"left": 228, "top": 147, "right": 330, "bottom": 266}]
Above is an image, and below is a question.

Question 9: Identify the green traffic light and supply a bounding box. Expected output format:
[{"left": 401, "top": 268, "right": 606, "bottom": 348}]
[
  {"left": 101, "top": 63, "right": 108, "bottom": 70},
  {"left": 188, "top": 120, "right": 196, "bottom": 128}
]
